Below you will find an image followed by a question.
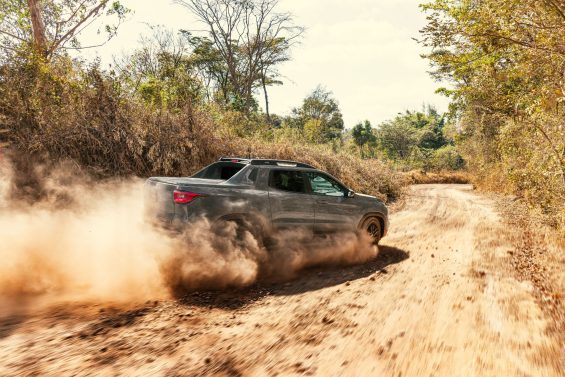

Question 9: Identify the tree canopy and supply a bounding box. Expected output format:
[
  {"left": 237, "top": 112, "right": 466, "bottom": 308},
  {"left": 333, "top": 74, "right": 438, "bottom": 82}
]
[
  {"left": 175, "top": 0, "right": 303, "bottom": 114},
  {"left": 287, "top": 86, "right": 345, "bottom": 143},
  {"left": 0, "top": 0, "right": 129, "bottom": 60}
]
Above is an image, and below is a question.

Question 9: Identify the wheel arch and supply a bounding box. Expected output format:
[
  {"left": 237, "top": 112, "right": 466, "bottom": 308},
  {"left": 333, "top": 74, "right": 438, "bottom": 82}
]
[{"left": 358, "top": 212, "right": 387, "bottom": 235}]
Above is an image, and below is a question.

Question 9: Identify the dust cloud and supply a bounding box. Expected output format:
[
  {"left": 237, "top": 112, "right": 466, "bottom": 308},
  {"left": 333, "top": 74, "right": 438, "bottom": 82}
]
[
  {"left": 0, "top": 161, "right": 377, "bottom": 306},
  {"left": 163, "top": 220, "right": 377, "bottom": 296}
]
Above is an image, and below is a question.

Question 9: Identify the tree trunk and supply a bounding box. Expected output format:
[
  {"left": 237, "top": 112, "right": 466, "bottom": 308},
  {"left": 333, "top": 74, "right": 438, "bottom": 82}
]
[
  {"left": 27, "top": 0, "right": 47, "bottom": 55},
  {"left": 261, "top": 74, "right": 270, "bottom": 122}
]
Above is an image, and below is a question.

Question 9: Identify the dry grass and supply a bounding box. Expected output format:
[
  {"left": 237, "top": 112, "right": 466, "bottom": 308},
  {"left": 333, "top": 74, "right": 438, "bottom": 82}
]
[
  {"left": 402, "top": 170, "right": 472, "bottom": 185},
  {"left": 471, "top": 164, "right": 565, "bottom": 231},
  {"left": 228, "top": 140, "right": 402, "bottom": 201}
]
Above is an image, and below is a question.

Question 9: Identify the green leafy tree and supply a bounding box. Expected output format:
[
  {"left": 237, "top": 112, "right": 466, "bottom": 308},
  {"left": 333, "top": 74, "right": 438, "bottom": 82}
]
[
  {"left": 289, "top": 86, "right": 344, "bottom": 143},
  {"left": 303, "top": 118, "right": 323, "bottom": 143},
  {"left": 115, "top": 26, "right": 202, "bottom": 108},
  {"left": 394, "top": 108, "right": 446, "bottom": 149},
  {"left": 377, "top": 118, "right": 419, "bottom": 160},
  {"left": 351, "top": 120, "right": 376, "bottom": 158},
  {"left": 431, "top": 145, "right": 465, "bottom": 171},
  {"left": 376, "top": 108, "right": 449, "bottom": 161},
  {"left": 352, "top": 120, "right": 375, "bottom": 146}
]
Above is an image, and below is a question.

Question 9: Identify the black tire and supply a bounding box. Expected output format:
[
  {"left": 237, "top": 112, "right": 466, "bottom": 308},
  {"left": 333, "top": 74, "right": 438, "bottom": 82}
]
[{"left": 360, "top": 216, "right": 382, "bottom": 245}]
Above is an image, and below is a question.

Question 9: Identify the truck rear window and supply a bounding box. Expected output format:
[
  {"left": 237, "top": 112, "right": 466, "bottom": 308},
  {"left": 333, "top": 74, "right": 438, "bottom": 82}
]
[
  {"left": 220, "top": 166, "right": 242, "bottom": 180},
  {"left": 192, "top": 162, "right": 244, "bottom": 180}
]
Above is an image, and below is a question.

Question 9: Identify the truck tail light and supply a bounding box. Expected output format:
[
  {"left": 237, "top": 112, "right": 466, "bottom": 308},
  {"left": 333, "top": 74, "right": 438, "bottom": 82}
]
[{"left": 173, "top": 190, "right": 201, "bottom": 204}]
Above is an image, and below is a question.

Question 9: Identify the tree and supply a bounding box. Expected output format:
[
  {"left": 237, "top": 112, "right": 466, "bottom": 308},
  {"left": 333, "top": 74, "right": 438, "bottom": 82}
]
[
  {"left": 403, "top": 108, "right": 446, "bottom": 149},
  {"left": 27, "top": 0, "right": 46, "bottom": 52},
  {"left": 187, "top": 34, "right": 229, "bottom": 103},
  {"left": 303, "top": 118, "right": 323, "bottom": 143},
  {"left": 352, "top": 120, "right": 375, "bottom": 147},
  {"left": 351, "top": 120, "right": 376, "bottom": 158},
  {"left": 115, "top": 26, "right": 202, "bottom": 108},
  {"left": 377, "top": 118, "right": 418, "bottom": 160},
  {"left": 176, "top": 0, "right": 303, "bottom": 114},
  {"left": 0, "top": 0, "right": 129, "bottom": 59},
  {"left": 375, "top": 108, "right": 447, "bottom": 161},
  {"left": 289, "top": 86, "right": 344, "bottom": 143}
]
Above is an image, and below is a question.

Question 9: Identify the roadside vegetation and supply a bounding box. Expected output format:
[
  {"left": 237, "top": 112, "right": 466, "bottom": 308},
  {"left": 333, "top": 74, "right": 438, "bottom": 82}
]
[{"left": 420, "top": 0, "right": 565, "bottom": 231}]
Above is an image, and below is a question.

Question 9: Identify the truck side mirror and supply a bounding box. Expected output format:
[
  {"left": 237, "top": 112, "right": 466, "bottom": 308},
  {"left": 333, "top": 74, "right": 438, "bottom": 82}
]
[{"left": 347, "top": 190, "right": 355, "bottom": 198}]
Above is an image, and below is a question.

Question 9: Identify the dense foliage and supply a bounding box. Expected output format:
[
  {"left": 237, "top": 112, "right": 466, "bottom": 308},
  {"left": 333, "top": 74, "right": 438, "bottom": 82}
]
[
  {"left": 283, "top": 86, "right": 345, "bottom": 143},
  {"left": 420, "top": 0, "right": 565, "bottom": 227},
  {"left": 346, "top": 108, "right": 464, "bottom": 171}
]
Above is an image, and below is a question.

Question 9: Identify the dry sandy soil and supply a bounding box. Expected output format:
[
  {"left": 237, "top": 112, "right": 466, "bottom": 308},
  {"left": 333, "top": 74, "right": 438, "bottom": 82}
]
[{"left": 0, "top": 184, "right": 563, "bottom": 376}]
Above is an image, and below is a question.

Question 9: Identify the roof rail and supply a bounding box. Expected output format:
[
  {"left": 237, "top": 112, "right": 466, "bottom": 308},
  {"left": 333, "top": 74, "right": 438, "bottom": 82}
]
[
  {"left": 249, "top": 159, "right": 315, "bottom": 169},
  {"left": 218, "top": 157, "right": 251, "bottom": 163},
  {"left": 218, "top": 157, "right": 315, "bottom": 169}
]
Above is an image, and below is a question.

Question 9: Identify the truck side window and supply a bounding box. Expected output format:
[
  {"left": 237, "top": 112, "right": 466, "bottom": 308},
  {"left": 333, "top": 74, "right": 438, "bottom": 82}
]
[
  {"left": 270, "top": 170, "right": 306, "bottom": 193},
  {"left": 306, "top": 172, "right": 346, "bottom": 197}
]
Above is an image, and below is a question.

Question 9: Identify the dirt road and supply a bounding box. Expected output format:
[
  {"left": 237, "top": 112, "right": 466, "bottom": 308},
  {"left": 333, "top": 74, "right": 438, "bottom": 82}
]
[{"left": 0, "top": 184, "right": 562, "bottom": 376}]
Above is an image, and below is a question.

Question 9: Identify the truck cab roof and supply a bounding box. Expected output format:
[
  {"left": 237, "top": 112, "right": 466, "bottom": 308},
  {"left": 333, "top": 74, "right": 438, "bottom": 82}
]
[{"left": 191, "top": 157, "right": 317, "bottom": 181}]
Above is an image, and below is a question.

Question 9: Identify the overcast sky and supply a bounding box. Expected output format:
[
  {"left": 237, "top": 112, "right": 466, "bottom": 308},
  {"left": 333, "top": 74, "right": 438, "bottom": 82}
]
[{"left": 85, "top": 0, "right": 449, "bottom": 127}]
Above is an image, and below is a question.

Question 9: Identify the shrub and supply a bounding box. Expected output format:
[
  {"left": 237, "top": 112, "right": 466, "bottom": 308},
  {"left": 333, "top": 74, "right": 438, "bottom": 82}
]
[
  {"left": 430, "top": 145, "right": 465, "bottom": 171},
  {"left": 0, "top": 54, "right": 222, "bottom": 183}
]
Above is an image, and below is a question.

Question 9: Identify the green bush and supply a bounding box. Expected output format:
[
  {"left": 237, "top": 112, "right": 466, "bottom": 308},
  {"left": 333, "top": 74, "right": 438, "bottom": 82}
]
[{"left": 431, "top": 145, "right": 465, "bottom": 171}]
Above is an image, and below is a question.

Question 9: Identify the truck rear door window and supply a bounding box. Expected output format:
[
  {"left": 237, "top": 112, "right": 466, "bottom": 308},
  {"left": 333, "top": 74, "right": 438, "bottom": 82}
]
[{"left": 269, "top": 170, "right": 306, "bottom": 193}]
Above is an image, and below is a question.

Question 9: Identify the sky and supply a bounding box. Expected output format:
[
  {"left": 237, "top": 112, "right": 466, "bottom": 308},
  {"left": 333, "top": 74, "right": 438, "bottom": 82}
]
[{"left": 83, "top": 0, "right": 449, "bottom": 127}]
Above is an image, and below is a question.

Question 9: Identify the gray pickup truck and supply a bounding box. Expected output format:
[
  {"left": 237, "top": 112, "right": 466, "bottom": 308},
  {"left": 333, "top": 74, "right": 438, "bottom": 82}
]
[{"left": 144, "top": 157, "right": 388, "bottom": 243}]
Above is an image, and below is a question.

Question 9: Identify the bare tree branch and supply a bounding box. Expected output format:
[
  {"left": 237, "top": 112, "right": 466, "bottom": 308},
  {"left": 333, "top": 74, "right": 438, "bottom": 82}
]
[
  {"left": 0, "top": 29, "right": 28, "bottom": 42},
  {"left": 47, "top": 0, "right": 109, "bottom": 56},
  {"left": 176, "top": 0, "right": 302, "bottom": 112}
]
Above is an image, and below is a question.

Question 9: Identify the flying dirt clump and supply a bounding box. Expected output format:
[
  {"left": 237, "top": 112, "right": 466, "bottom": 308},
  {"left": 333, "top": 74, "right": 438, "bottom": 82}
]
[{"left": 0, "top": 162, "right": 378, "bottom": 305}]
